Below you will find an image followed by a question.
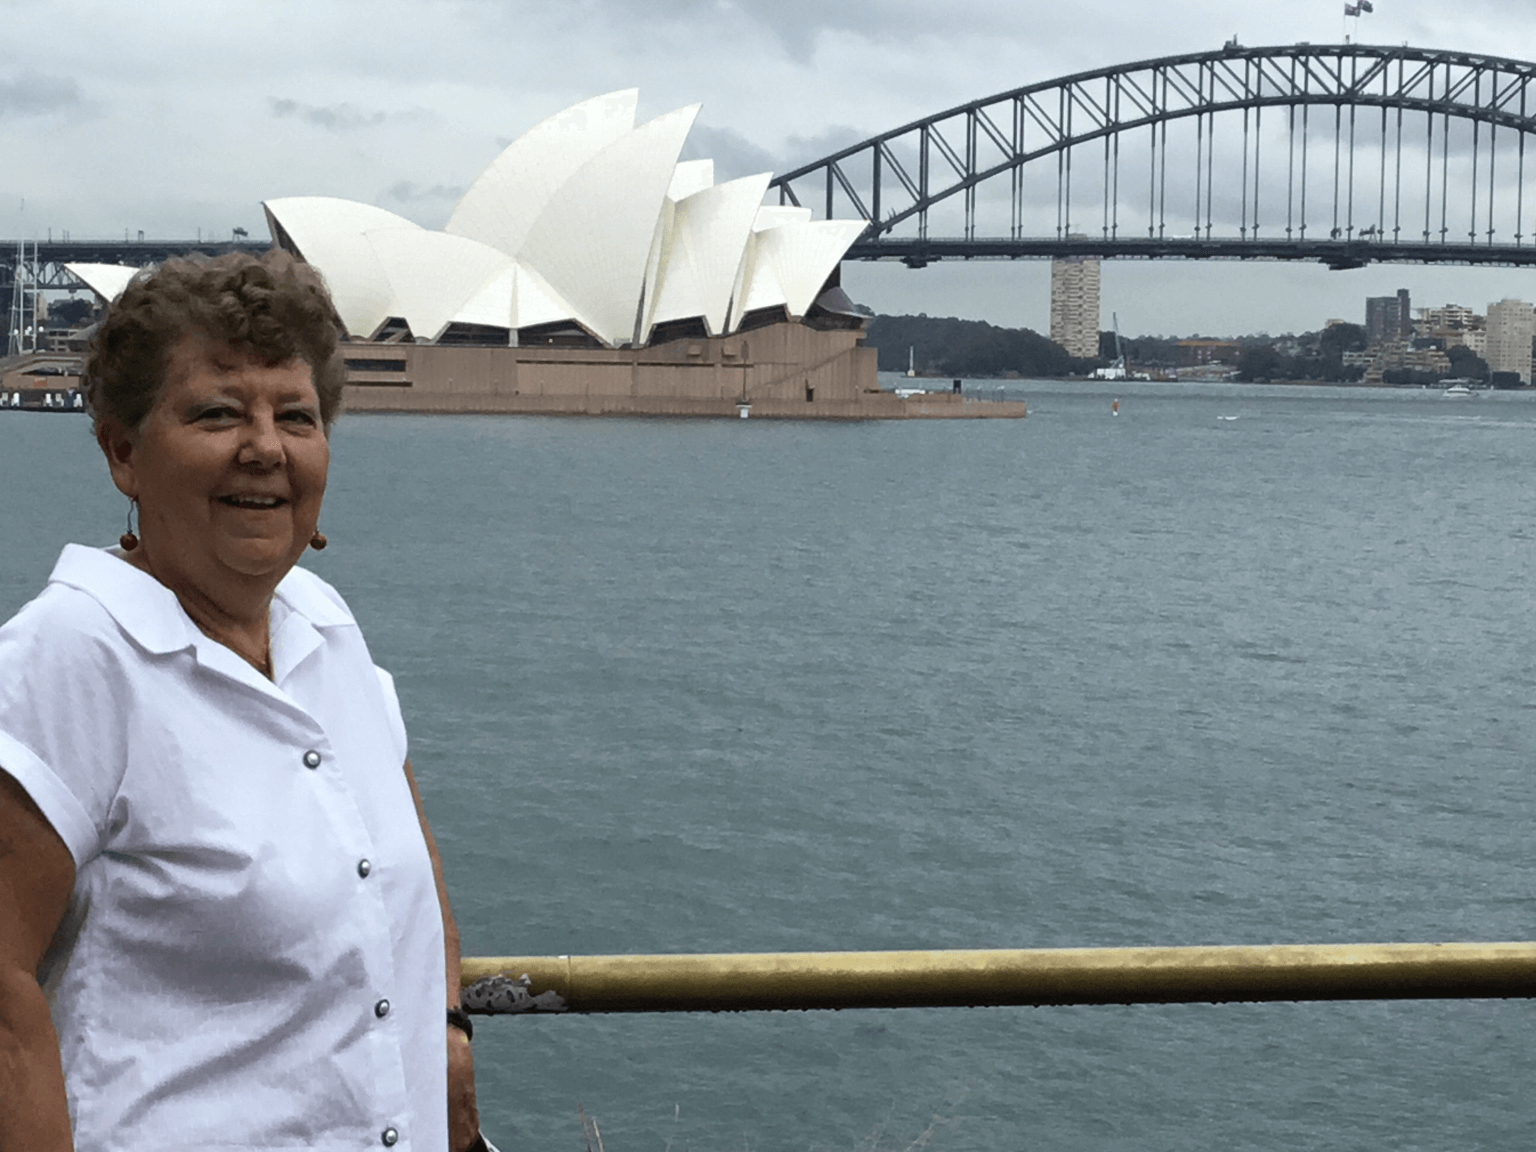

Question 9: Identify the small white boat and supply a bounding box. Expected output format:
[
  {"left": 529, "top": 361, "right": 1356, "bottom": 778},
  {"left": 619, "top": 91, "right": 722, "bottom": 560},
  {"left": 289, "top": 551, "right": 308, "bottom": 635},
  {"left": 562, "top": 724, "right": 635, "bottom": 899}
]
[{"left": 1442, "top": 384, "right": 1475, "bottom": 398}]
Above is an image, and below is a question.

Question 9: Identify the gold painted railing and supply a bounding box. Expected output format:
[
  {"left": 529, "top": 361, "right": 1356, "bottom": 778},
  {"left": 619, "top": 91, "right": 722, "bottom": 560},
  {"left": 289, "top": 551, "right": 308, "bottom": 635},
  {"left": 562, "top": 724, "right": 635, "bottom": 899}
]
[{"left": 459, "top": 942, "right": 1536, "bottom": 1014}]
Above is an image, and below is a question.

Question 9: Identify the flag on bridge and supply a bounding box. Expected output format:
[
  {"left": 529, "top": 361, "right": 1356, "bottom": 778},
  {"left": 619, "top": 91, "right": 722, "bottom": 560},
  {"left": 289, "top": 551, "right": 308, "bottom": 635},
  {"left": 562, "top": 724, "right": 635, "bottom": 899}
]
[{"left": 1345, "top": 0, "right": 1374, "bottom": 12}]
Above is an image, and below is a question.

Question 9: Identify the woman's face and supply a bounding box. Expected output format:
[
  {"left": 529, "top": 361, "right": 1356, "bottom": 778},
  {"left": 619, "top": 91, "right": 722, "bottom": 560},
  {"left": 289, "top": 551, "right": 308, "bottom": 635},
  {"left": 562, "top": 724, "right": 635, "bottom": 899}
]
[{"left": 103, "top": 337, "right": 329, "bottom": 602}]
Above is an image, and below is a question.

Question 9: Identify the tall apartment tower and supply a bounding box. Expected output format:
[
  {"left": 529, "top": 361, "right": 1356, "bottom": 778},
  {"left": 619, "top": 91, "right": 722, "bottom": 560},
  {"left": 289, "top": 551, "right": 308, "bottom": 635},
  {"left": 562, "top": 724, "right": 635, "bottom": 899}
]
[
  {"left": 1364, "top": 288, "right": 1412, "bottom": 346},
  {"left": 1485, "top": 298, "right": 1535, "bottom": 383},
  {"left": 1050, "top": 245, "right": 1101, "bottom": 360}
]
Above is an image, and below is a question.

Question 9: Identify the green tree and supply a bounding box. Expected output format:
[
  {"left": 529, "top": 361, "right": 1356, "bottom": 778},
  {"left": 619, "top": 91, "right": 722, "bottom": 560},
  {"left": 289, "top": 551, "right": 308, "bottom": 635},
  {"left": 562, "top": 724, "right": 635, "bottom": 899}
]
[
  {"left": 1317, "top": 322, "right": 1366, "bottom": 381},
  {"left": 1236, "top": 344, "right": 1282, "bottom": 381},
  {"left": 1445, "top": 344, "right": 1489, "bottom": 382}
]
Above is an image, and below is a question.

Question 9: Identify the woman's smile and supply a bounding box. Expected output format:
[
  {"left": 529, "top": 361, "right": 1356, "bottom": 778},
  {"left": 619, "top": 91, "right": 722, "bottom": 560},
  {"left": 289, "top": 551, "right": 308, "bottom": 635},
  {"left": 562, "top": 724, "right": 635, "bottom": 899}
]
[{"left": 103, "top": 336, "right": 330, "bottom": 602}]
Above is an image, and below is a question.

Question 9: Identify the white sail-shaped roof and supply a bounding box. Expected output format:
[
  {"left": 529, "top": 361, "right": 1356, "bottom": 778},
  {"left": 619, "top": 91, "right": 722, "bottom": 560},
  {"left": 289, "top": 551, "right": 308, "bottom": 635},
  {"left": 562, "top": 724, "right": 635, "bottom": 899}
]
[
  {"left": 66, "top": 263, "right": 139, "bottom": 303},
  {"left": 730, "top": 209, "right": 865, "bottom": 326},
  {"left": 644, "top": 172, "right": 772, "bottom": 339},
  {"left": 517, "top": 103, "right": 700, "bottom": 346},
  {"left": 667, "top": 159, "right": 714, "bottom": 201},
  {"left": 448, "top": 261, "right": 595, "bottom": 333},
  {"left": 511, "top": 264, "right": 585, "bottom": 330},
  {"left": 263, "top": 197, "right": 421, "bottom": 337},
  {"left": 727, "top": 207, "right": 802, "bottom": 326},
  {"left": 452, "top": 265, "right": 517, "bottom": 332},
  {"left": 760, "top": 219, "right": 870, "bottom": 318},
  {"left": 730, "top": 231, "right": 788, "bottom": 323},
  {"left": 753, "top": 205, "right": 813, "bottom": 230},
  {"left": 259, "top": 91, "right": 867, "bottom": 351},
  {"left": 445, "top": 90, "right": 639, "bottom": 259},
  {"left": 364, "top": 230, "right": 520, "bottom": 341},
  {"left": 639, "top": 196, "right": 678, "bottom": 339}
]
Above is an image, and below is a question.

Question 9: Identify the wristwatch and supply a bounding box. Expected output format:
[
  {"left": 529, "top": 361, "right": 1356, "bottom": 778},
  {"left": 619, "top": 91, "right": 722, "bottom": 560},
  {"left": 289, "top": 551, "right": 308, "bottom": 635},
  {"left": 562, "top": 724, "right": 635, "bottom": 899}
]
[{"left": 447, "top": 1006, "right": 474, "bottom": 1042}]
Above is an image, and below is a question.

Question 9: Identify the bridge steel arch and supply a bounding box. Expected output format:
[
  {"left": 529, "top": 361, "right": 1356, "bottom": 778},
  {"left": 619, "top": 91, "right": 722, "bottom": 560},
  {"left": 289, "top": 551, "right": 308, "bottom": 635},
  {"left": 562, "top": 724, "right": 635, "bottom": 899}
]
[{"left": 770, "top": 44, "right": 1536, "bottom": 269}]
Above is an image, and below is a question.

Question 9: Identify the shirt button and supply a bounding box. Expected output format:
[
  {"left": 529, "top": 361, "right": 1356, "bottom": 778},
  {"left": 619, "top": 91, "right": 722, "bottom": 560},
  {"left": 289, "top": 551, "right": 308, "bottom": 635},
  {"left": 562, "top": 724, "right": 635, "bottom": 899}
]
[
  {"left": 375, "top": 998, "right": 391, "bottom": 1018},
  {"left": 302, "top": 750, "right": 322, "bottom": 769},
  {"left": 381, "top": 1128, "right": 399, "bottom": 1147},
  {"left": 357, "top": 859, "right": 372, "bottom": 878}
]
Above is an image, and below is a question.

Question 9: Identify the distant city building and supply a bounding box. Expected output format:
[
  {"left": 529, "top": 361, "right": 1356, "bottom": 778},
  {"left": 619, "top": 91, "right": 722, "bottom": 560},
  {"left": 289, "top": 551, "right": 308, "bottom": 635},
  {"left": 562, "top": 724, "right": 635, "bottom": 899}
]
[
  {"left": 1485, "top": 298, "right": 1535, "bottom": 383},
  {"left": 1176, "top": 339, "right": 1241, "bottom": 366},
  {"left": 1415, "top": 302, "right": 1486, "bottom": 357},
  {"left": 1050, "top": 242, "right": 1100, "bottom": 360},
  {"left": 1360, "top": 342, "right": 1452, "bottom": 384},
  {"left": 1365, "top": 288, "right": 1412, "bottom": 347},
  {"left": 1416, "top": 303, "right": 1479, "bottom": 334}
]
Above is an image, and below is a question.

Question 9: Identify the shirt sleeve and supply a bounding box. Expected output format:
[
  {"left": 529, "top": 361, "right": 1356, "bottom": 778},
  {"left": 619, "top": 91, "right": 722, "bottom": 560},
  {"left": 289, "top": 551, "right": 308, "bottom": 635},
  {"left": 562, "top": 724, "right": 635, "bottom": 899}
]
[
  {"left": 0, "top": 588, "right": 131, "bottom": 866},
  {"left": 373, "top": 665, "right": 409, "bottom": 766}
]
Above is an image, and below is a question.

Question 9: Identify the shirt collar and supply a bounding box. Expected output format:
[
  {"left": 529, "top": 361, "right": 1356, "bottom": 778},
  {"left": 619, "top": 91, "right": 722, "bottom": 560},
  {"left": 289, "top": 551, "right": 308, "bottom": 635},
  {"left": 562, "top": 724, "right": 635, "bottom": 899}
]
[{"left": 48, "top": 543, "right": 355, "bottom": 656}]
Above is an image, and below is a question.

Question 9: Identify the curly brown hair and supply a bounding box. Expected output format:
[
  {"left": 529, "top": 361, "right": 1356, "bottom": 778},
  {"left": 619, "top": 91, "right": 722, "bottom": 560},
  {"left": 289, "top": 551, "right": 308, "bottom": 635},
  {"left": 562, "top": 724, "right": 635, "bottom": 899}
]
[{"left": 84, "top": 249, "right": 346, "bottom": 434}]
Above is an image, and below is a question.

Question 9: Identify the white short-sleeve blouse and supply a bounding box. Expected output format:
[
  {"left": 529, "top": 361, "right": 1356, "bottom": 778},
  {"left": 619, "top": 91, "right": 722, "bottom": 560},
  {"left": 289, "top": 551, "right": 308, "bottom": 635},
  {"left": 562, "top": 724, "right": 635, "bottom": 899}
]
[{"left": 0, "top": 544, "right": 448, "bottom": 1152}]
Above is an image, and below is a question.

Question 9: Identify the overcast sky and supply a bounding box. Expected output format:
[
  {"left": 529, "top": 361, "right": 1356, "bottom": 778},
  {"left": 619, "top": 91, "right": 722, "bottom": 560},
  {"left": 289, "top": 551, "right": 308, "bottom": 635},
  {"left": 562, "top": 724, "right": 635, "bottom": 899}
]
[{"left": 6, "top": 0, "right": 1536, "bottom": 337}]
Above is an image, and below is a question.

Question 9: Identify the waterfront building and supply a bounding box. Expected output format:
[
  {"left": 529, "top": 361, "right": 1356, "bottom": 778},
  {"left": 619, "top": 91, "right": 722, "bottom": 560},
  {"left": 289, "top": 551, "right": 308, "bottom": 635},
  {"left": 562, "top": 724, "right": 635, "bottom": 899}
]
[
  {"left": 1365, "top": 288, "right": 1412, "bottom": 346},
  {"left": 51, "top": 92, "right": 1030, "bottom": 418},
  {"left": 1359, "top": 341, "right": 1452, "bottom": 384},
  {"left": 1049, "top": 242, "right": 1100, "bottom": 360},
  {"left": 1484, "top": 298, "right": 1535, "bottom": 383},
  {"left": 1414, "top": 303, "right": 1486, "bottom": 357},
  {"left": 1175, "top": 339, "right": 1241, "bottom": 366},
  {"left": 1416, "top": 303, "right": 1479, "bottom": 334},
  {"left": 263, "top": 90, "right": 868, "bottom": 350}
]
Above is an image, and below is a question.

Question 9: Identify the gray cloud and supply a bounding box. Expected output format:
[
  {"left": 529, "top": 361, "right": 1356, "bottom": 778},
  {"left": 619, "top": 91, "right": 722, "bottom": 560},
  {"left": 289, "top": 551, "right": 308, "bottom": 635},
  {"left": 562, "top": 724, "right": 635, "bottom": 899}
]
[
  {"left": 0, "top": 75, "right": 80, "bottom": 116},
  {"left": 682, "top": 124, "right": 780, "bottom": 180},
  {"left": 683, "top": 123, "right": 872, "bottom": 183},
  {"left": 386, "top": 181, "right": 466, "bottom": 204},
  {"left": 781, "top": 125, "right": 868, "bottom": 171},
  {"left": 269, "top": 98, "right": 394, "bottom": 133}
]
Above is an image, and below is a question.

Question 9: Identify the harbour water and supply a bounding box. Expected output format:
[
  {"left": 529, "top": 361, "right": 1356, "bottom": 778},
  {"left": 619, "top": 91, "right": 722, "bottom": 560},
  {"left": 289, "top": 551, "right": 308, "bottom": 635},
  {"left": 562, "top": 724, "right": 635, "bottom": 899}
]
[{"left": 4, "top": 378, "right": 1535, "bottom": 1150}]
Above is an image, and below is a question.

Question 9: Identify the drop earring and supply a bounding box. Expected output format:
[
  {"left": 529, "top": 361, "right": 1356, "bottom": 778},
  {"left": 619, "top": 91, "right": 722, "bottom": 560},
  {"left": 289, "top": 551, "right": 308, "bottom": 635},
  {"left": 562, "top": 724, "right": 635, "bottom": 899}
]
[
  {"left": 309, "top": 530, "right": 328, "bottom": 551},
  {"left": 119, "top": 499, "right": 139, "bottom": 552}
]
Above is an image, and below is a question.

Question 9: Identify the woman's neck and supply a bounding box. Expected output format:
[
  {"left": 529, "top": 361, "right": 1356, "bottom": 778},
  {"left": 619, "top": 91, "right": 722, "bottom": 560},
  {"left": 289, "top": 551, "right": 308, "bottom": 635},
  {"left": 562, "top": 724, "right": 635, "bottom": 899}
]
[{"left": 122, "top": 546, "right": 276, "bottom": 678}]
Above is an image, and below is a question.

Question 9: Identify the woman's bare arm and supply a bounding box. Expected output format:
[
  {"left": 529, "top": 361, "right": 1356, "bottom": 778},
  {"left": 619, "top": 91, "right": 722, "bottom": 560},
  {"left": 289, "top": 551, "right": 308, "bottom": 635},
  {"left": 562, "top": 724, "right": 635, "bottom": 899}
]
[
  {"left": 403, "top": 759, "right": 480, "bottom": 1151},
  {"left": 0, "top": 769, "right": 75, "bottom": 1152}
]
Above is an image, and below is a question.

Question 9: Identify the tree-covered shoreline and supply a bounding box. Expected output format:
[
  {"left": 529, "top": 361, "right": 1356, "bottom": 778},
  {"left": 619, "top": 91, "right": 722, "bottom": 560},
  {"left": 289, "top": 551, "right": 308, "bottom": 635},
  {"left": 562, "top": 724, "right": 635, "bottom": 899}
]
[
  {"left": 862, "top": 312, "right": 1515, "bottom": 386},
  {"left": 864, "top": 313, "right": 1097, "bottom": 378}
]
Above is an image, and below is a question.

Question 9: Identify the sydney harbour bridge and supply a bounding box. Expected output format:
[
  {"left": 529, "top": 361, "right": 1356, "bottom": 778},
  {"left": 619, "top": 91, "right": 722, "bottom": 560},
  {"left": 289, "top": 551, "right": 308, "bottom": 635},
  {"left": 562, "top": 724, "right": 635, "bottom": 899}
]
[
  {"left": 8, "top": 42, "right": 1536, "bottom": 354},
  {"left": 770, "top": 43, "right": 1536, "bottom": 272}
]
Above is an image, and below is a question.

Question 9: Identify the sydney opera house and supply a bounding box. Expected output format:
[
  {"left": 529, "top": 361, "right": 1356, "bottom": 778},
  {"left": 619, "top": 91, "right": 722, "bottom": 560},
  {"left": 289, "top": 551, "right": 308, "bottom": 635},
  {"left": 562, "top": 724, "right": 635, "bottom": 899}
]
[{"left": 62, "top": 91, "right": 1024, "bottom": 419}]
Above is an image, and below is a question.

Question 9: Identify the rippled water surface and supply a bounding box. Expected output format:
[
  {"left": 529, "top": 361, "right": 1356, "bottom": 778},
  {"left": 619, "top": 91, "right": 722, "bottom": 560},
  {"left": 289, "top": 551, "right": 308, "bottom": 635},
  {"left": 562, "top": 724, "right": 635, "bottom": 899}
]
[{"left": 4, "top": 379, "right": 1535, "bottom": 1150}]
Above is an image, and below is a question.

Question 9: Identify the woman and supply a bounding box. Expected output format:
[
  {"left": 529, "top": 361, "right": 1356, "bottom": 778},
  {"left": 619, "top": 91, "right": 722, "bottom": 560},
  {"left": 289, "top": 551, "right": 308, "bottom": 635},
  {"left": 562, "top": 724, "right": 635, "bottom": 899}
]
[{"left": 0, "top": 251, "right": 479, "bottom": 1150}]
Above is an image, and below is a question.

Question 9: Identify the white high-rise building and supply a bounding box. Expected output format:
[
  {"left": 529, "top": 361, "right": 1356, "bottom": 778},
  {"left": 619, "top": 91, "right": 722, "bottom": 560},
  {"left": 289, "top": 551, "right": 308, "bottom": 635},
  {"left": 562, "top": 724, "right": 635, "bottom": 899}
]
[
  {"left": 1050, "top": 245, "right": 1100, "bottom": 360},
  {"left": 1485, "top": 298, "right": 1535, "bottom": 383},
  {"left": 1416, "top": 303, "right": 1478, "bottom": 334}
]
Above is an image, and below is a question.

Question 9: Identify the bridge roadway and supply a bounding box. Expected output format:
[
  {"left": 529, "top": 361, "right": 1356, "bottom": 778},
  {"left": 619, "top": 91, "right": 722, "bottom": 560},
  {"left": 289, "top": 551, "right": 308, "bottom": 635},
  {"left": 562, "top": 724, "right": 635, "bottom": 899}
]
[
  {"left": 10, "top": 236, "right": 1534, "bottom": 286},
  {"left": 852, "top": 236, "right": 1536, "bottom": 270},
  {"left": 0, "top": 240, "right": 268, "bottom": 289}
]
